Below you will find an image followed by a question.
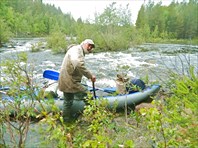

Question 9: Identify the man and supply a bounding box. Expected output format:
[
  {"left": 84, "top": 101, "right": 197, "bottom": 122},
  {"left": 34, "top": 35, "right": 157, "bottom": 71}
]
[{"left": 58, "top": 39, "right": 96, "bottom": 122}]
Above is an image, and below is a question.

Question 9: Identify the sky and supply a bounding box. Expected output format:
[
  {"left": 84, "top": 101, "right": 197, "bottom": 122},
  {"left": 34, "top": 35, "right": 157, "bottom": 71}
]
[{"left": 43, "top": 0, "right": 174, "bottom": 24}]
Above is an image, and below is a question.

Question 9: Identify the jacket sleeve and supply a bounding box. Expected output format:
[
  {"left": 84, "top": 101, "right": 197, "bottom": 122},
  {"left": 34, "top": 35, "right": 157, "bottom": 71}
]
[{"left": 76, "top": 57, "right": 92, "bottom": 79}]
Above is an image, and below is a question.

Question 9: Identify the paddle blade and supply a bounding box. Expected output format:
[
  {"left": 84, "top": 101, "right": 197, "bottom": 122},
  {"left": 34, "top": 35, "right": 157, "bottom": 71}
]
[{"left": 43, "top": 70, "right": 59, "bottom": 81}]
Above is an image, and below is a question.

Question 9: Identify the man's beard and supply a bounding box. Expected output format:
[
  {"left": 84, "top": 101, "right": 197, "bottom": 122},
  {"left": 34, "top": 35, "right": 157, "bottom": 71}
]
[{"left": 84, "top": 48, "right": 90, "bottom": 54}]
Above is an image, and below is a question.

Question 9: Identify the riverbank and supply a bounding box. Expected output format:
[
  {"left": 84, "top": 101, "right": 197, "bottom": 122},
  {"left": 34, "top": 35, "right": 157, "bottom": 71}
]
[
  {"left": 1, "top": 37, "right": 197, "bottom": 52},
  {"left": 145, "top": 38, "right": 198, "bottom": 46}
]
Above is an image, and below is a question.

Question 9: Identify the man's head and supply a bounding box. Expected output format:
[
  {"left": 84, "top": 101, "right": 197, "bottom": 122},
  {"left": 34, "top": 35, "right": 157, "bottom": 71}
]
[{"left": 81, "top": 39, "right": 95, "bottom": 54}]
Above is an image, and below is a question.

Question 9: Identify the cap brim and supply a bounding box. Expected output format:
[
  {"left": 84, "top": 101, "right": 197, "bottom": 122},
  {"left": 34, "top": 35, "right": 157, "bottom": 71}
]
[{"left": 89, "top": 44, "right": 95, "bottom": 48}]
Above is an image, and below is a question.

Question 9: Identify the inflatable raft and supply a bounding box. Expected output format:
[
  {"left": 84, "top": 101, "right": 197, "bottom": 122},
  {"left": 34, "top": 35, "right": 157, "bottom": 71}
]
[{"left": 0, "top": 69, "right": 160, "bottom": 115}]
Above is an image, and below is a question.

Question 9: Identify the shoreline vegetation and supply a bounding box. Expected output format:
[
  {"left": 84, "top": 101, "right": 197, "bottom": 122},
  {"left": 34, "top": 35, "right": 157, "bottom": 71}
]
[{"left": 0, "top": 0, "right": 197, "bottom": 51}]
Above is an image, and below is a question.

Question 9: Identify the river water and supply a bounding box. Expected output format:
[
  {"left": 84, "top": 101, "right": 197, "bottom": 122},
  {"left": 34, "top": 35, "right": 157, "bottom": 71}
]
[
  {"left": 0, "top": 38, "right": 198, "bottom": 146},
  {"left": 1, "top": 38, "right": 198, "bottom": 88}
]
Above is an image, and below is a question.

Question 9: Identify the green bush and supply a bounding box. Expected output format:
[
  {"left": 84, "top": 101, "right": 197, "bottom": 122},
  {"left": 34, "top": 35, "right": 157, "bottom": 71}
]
[
  {"left": 31, "top": 41, "right": 44, "bottom": 52},
  {"left": 139, "top": 66, "right": 198, "bottom": 147},
  {"left": 47, "top": 31, "right": 67, "bottom": 53},
  {"left": 0, "top": 52, "right": 46, "bottom": 147}
]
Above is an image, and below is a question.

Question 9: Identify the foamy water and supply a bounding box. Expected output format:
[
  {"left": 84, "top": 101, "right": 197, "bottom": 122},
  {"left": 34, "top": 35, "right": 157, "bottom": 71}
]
[{"left": 1, "top": 39, "right": 197, "bottom": 88}]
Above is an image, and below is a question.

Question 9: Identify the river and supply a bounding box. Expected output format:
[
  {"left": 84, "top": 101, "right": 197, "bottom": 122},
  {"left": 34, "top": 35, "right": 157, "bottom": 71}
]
[
  {"left": 0, "top": 38, "right": 198, "bottom": 147},
  {"left": 1, "top": 38, "right": 198, "bottom": 88}
]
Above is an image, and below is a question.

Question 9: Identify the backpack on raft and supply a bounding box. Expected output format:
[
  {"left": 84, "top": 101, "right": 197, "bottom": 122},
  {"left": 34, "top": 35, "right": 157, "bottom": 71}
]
[
  {"left": 127, "top": 78, "right": 146, "bottom": 93},
  {"left": 115, "top": 74, "right": 146, "bottom": 94}
]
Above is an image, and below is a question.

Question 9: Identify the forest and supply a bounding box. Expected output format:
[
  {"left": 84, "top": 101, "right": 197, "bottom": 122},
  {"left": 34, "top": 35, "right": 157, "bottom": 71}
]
[{"left": 0, "top": 0, "right": 197, "bottom": 52}]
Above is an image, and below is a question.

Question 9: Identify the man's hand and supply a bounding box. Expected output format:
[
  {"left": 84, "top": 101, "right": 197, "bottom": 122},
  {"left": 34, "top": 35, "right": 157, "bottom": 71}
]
[{"left": 91, "top": 75, "right": 96, "bottom": 82}]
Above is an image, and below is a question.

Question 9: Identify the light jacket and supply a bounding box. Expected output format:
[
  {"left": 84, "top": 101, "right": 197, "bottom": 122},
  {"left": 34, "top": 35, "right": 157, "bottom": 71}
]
[{"left": 58, "top": 45, "right": 92, "bottom": 93}]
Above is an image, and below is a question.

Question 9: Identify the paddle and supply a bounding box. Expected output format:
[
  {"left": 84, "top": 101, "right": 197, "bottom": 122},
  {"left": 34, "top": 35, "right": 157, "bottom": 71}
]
[
  {"left": 43, "top": 69, "right": 59, "bottom": 81},
  {"left": 43, "top": 69, "right": 116, "bottom": 93},
  {"left": 92, "top": 81, "right": 96, "bottom": 99}
]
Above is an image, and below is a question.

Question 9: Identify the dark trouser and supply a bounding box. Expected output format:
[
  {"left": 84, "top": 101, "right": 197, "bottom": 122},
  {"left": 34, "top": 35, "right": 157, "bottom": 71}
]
[{"left": 63, "top": 92, "right": 87, "bottom": 122}]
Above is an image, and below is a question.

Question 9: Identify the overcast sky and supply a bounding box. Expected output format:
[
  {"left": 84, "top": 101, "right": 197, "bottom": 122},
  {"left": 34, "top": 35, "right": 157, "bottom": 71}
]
[{"left": 43, "top": 0, "right": 174, "bottom": 24}]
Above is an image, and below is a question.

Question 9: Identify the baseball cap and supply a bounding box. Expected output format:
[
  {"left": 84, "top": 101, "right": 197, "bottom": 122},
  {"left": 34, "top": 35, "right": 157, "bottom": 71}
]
[{"left": 83, "top": 39, "right": 95, "bottom": 48}]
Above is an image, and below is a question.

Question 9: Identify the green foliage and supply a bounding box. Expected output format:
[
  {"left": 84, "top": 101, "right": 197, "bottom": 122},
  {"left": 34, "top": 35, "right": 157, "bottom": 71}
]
[
  {"left": 1, "top": 52, "right": 30, "bottom": 88},
  {"left": 31, "top": 41, "right": 44, "bottom": 52},
  {"left": 0, "top": 52, "right": 66, "bottom": 147},
  {"left": 136, "top": 0, "right": 198, "bottom": 40},
  {"left": 0, "top": 0, "right": 76, "bottom": 39},
  {"left": 0, "top": 17, "right": 13, "bottom": 46},
  {"left": 37, "top": 114, "right": 74, "bottom": 147},
  {"left": 95, "top": 2, "right": 132, "bottom": 26},
  {"left": 83, "top": 134, "right": 112, "bottom": 148},
  {"left": 0, "top": 52, "right": 45, "bottom": 147},
  {"left": 30, "top": 92, "right": 135, "bottom": 147},
  {"left": 75, "top": 23, "right": 97, "bottom": 43},
  {"left": 82, "top": 93, "right": 115, "bottom": 133},
  {"left": 138, "top": 24, "right": 150, "bottom": 42},
  {"left": 81, "top": 93, "right": 134, "bottom": 147},
  {"left": 47, "top": 30, "right": 68, "bottom": 53},
  {"left": 1, "top": 0, "right": 197, "bottom": 49},
  {"left": 75, "top": 2, "right": 134, "bottom": 52},
  {"left": 75, "top": 23, "right": 133, "bottom": 52},
  {"left": 138, "top": 66, "right": 198, "bottom": 147}
]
